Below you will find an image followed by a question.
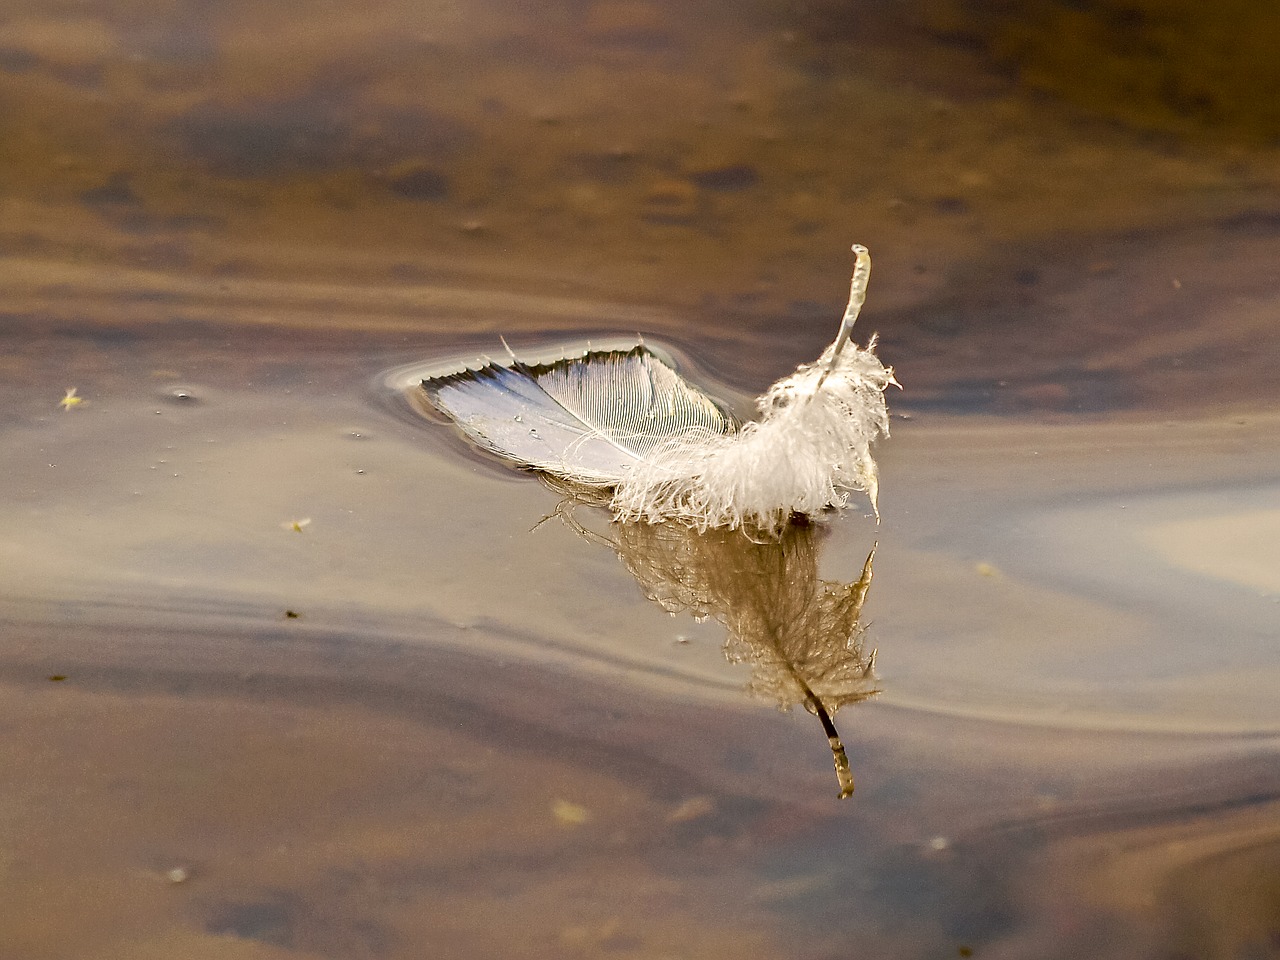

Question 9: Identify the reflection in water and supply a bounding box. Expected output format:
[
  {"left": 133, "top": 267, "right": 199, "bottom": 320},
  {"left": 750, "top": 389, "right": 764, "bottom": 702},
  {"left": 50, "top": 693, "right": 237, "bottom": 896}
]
[
  {"left": 616, "top": 520, "right": 878, "bottom": 798},
  {"left": 556, "top": 489, "right": 879, "bottom": 797}
]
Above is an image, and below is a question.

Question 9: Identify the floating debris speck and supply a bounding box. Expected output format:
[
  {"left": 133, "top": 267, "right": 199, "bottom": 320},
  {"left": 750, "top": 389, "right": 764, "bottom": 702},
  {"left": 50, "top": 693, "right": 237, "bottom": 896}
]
[{"left": 552, "top": 799, "right": 591, "bottom": 825}]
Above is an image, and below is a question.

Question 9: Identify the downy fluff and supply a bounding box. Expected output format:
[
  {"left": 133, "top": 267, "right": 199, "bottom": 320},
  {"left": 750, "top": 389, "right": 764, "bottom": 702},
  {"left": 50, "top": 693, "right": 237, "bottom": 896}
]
[
  {"left": 611, "top": 245, "right": 897, "bottom": 535},
  {"left": 610, "top": 335, "right": 896, "bottom": 534}
]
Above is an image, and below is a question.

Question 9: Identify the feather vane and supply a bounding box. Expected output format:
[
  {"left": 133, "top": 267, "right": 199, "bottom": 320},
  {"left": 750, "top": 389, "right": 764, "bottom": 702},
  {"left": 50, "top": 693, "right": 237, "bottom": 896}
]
[{"left": 422, "top": 346, "right": 737, "bottom": 484}]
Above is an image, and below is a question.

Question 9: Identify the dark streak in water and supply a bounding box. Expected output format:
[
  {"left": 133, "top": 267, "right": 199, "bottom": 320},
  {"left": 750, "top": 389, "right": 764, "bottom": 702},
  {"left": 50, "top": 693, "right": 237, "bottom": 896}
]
[
  {"left": 971, "top": 775, "right": 1280, "bottom": 846},
  {"left": 168, "top": 98, "right": 472, "bottom": 178},
  {"left": 1217, "top": 208, "right": 1280, "bottom": 236},
  {"left": 0, "top": 622, "right": 742, "bottom": 807}
]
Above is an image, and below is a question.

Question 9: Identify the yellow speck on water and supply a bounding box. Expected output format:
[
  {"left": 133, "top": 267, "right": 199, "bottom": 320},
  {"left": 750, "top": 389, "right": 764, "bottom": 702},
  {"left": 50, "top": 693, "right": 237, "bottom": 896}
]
[
  {"left": 282, "top": 518, "right": 312, "bottom": 533},
  {"left": 975, "top": 562, "right": 1000, "bottom": 578},
  {"left": 552, "top": 799, "right": 590, "bottom": 825},
  {"left": 559, "top": 918, "right": 622, "bottom": 949},
  {"left": 58, "top": 387, "right": 82, "bottom": 411},
  {"left": 666, "top": 796, "right": 716, "bottom": 824}
]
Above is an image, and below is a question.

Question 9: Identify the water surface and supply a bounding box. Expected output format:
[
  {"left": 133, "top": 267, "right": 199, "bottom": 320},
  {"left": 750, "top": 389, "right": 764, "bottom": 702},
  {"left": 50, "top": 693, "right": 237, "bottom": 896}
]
[{"left": 3, "top": 1, "right": 1280, "bottom": 957}]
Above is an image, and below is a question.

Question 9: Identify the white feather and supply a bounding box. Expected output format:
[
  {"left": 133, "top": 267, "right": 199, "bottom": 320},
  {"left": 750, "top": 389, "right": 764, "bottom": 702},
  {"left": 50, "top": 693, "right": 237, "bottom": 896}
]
[{"left": 417, "top": 244, "right": 897, "bottom": 536}]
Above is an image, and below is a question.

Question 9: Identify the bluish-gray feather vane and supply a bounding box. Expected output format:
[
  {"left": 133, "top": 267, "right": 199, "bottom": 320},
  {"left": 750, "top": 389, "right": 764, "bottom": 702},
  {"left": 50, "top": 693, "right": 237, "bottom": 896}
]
[{"left": 421, "top": 346, "right": 738, "bottom": 485}]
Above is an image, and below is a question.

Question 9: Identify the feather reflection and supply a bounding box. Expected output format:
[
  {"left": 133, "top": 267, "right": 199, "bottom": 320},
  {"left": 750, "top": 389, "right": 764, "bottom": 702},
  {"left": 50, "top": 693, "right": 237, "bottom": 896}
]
[{"left": 606, "top": 516, "right": 879, "bottom": 798}]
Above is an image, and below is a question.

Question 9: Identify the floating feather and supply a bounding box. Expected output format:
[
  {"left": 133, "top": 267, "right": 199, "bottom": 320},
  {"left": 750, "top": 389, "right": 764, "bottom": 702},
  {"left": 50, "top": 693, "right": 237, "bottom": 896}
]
[{"left": 419, "top": 245, "right": 897, "bottom": 534}]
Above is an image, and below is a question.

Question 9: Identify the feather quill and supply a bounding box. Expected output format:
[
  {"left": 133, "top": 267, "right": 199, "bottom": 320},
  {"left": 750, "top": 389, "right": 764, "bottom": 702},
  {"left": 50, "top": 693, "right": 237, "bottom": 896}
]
[{"left": 418, "top": 245, "right": 897, "bottom": 535}]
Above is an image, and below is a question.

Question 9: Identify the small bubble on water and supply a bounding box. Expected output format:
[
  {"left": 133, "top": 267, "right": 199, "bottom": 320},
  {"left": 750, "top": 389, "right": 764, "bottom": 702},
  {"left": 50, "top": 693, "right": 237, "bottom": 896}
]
[{"left": 163, "top": 385, "right": 201, "bottom": 405}]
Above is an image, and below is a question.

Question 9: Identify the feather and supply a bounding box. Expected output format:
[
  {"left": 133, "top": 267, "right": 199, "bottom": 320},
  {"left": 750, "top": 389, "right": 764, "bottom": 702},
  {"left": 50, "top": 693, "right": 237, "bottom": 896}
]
[{"left": 418, "top": 245, "right": 897, "bottom": 535}]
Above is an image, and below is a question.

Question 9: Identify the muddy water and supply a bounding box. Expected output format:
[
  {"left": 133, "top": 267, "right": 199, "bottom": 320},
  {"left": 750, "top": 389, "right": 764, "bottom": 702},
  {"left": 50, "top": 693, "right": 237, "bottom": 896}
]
[{"left": 4, "top": 1, "right": 1280, "bottom": 958}]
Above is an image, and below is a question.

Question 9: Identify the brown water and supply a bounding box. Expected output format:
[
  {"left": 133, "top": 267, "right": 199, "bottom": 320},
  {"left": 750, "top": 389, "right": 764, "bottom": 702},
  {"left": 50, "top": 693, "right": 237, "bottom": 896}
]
[{"left": 3, "top": 1, "right": 1280, "bottom": 957}]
